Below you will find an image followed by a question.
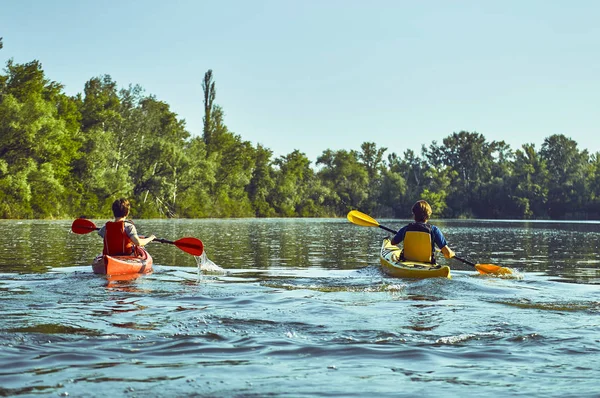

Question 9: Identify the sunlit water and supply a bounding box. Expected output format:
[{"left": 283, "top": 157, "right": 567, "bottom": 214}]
[{"left": 0, "top": 218, "right": 599, "bottom": 397}]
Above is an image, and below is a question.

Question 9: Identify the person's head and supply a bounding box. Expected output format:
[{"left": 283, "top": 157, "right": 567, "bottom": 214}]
[
  {"left": 112, "top": 198, "right": 130, "bottom": 218},
  {"left": 412, "top": 200, "right": 432, "bottom": 222}
]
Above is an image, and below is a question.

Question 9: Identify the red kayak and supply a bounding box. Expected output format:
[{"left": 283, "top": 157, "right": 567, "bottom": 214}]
[{"left": 92, "top": 248, "right": 153, "bottom": 275}]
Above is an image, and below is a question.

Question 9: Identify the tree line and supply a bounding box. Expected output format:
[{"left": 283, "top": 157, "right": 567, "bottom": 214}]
[{"left": 1, "top": 52, "right": 599, "bottom": 219}]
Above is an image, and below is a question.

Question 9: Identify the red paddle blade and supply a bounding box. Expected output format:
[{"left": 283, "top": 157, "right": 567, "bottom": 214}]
[
  {"left": 174, "top": 237, "right": 204, "bottom": 256},
  {"left": 71, "top": 218, "right": 98, "bottom": 234}
]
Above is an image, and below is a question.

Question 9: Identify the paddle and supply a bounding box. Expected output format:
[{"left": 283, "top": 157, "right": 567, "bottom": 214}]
[
  {"left": 346, "top": 210, "right": 513, "bottom": 275},
  {"left": 71, "top": 218, "right": 204, "bottom": 256}
]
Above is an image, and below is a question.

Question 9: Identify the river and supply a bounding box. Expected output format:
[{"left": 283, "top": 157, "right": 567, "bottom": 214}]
[{"left": 0, "top": 218, "right": 599, "bottom": 397}]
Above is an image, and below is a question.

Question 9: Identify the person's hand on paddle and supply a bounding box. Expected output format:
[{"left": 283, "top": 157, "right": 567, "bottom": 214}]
[
  {"left": 441, "top": 245, "right": 455, "bottom": 259},
  {"left": 134, "top": 234, "right": 156, "bottom": 247}
]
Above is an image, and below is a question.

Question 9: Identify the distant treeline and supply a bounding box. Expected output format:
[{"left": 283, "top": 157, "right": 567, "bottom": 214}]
[{"left": 1, "top": 54, "right": 599, "bottom": 219}]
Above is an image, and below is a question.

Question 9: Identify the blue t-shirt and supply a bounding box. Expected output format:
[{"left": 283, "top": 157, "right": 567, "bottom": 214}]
[{"left": 392, "top": 223, "right": 448, "bottom": 249}]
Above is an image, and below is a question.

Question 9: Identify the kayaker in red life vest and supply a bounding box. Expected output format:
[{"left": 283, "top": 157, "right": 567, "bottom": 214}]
[
  {"left": 97, "top": 198, "right": 156, "bottom": 256},
  {"left": 390, "top": 200, "right": 455, "bottom": 264}
]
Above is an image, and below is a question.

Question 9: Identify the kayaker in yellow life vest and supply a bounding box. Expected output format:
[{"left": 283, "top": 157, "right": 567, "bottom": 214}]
[
  {"left": 390, "top": 200, "right": 455, "bottom": 264},
  {"left": 97, "top": 198, "right": 156, "bottom": 256}
]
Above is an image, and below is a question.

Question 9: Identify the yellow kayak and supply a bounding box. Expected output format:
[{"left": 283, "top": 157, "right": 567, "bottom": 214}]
[{"left": 380, "top": 238, "right": 451, "bottom": 279}]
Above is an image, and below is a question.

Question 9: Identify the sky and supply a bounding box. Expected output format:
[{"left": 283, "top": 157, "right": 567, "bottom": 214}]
[{"left": 1, "top": 0, "right": 599, "bottom": 163}]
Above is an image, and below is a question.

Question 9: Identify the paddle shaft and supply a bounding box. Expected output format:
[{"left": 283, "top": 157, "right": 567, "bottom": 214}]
[
  {"left": 154, "top": 238, "right": 174, "bottom": 244},
  {"left": 71, "top": 218, "right": 203, "bottom": 255},
  {"left": 452, "top": 256, "right": 477, "bottom": 267},
  {"left": 378, "top": 225, "right": 398, "bottom": 234}
]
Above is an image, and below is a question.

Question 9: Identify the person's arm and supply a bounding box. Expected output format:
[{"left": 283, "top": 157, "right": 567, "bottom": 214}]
[
  {"left": 432, "top": 226, "right": 455, "bottom": 258},
  {"left": 132, "top": 235, "right": 156, "bottom": 246},
  {"left": 126, "top": 223, "right": 155, "bottom": 247},
  {"left": 390, "top": 226, "right": 406, "bottom": 245}
]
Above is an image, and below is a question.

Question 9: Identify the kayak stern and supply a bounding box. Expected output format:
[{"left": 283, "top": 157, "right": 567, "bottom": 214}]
[
  {"left": 380, "top": 238, "right": 451, "bottom": 279},
  {"left": 92, "top": 248, "right": 153, "bottom": 276}
]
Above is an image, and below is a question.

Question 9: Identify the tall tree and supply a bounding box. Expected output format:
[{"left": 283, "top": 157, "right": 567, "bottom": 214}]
[
  {"left": 202, "top": 69, "right": 216, "bottom": 151},
  {"left": 0, "top": 60, "right": 79, "bottom": 218},
  {"left": 359, "top": 142, "right": 387, "bottom": 180},
  {"left": 72, "top": 75, "right": 129, "bottom": 215},
  {"left": 177, "top": 136, "right": 216, "bottom": 218},
  {"left": 510, "top": 143, "right": 549, "bottom": 218},
  {"left": 425, "top": 131, "right": 506, "bottom": 217},
  {"left": 540, "top": 134, "right": 589, "bottom": 218},
  {"left": 199, "top": 71, "right": 255, "bottom": 217},
  {"left": 130, "top": 97, "right": 191, "bottom": 217},
  {"left": 358, "top": 142, "right": 387, "bottom": 212},
  {"left": 247, "top": 144, "right": 276, "bottom": 217}
]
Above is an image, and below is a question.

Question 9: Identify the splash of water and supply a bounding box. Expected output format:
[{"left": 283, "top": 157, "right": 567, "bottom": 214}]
[
  {"left": 478, "top": 268, "right": 524, "bottom": 280},
  {"left": 194, "top": 250, "right": 224, "bottom": 275}
]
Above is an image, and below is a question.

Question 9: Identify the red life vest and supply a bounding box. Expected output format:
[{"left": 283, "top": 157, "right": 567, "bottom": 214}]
[{"left": 103, "top": 221, "right": 135, "bottom": 255}]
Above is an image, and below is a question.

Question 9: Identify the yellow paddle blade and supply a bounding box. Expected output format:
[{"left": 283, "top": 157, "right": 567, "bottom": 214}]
[
  {"left": 347, "top": 210, "right": 380, "bottom": 228},
  {"left": 475, "top": 263, "right": 513, "bottom": 275}
]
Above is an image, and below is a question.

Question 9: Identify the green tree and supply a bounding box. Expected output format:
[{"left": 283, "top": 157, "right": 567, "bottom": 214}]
[
  {"left": 208, "top": 129, "right": 255, "bottom": 216},
  {"left": 0, "top": 159, "right": 35, "bottom": 218},
  {"left": 540, "top": 134, "right": 589, "bottom": 218},
  {"left": 384, "top": 149, "right": 434, "bottom": 216},
  {"left": 200, "top": 71, "right": 255, "bottom": 217},
  {"left": 129, "top": 97, "right": 192, "bottom": 217},
  {"left": 586, "top": 153, "right": 600, "bottom": 218},
  {"left": 425, "top": 131, "right": 508, "bottom": 217},
  {"left": 421, "top": 166, "right": 456, "bottom": 217},
  {"left": 377, "top": 167, "right": 407, "bottom": 217},
  {"left": 247, "top": 144, "right": 276, "bottom": 217},
  {"left": 72, "top": 75, "right": 129, "bottom": 216},
  {"left": 202, "top": 69, "right": 216, "bottom": 152},
  {"left": 358, "top": 142, "right": 387, "bottom": 212},
  {"left": 317, "top": 149, "right": 369, "bottom": 214},
  {"left": 270, "top": 150, "right": 326, "bottom": 217},
  {"left": 510, "top": 143, "right": 549, "bottom": 218},
  {"left": 0, "top": 60, "right": 80, "bottom": 218},
  {"left": 177, "top": 136, "right": 216, "bottom": 218}
]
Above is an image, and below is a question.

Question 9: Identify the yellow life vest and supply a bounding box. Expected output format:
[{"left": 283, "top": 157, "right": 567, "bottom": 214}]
[{"left": 401, "top": 223, "right": 435, "bottom": 264}]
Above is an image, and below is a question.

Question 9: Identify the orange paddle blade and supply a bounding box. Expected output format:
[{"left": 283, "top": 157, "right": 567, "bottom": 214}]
[
  {"left": 475, "top": 263, "right": 513, "bottom": 275},
  {"left": 71, "top": 218, "right": 98, "bottom": 234}
]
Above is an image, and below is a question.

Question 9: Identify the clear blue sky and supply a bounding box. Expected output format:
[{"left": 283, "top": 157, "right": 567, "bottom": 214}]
[{"left": 2, "top": 0, "right": 599, "bottom": 162}]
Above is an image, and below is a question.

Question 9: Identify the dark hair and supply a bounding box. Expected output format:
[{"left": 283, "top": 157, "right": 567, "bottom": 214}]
[
  {"left": 112, "top": 198, "right": 130, "bottom": 218},
  {"left": 412, "top": 200, "right": 432, "bottom": 222}
]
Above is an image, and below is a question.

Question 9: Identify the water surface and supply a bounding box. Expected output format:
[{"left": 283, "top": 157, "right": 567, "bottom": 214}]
[{"left": 0, "top": 219, "right": 599, "bottom": 396}]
